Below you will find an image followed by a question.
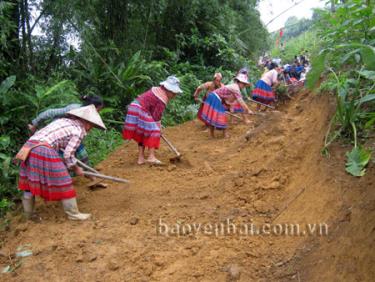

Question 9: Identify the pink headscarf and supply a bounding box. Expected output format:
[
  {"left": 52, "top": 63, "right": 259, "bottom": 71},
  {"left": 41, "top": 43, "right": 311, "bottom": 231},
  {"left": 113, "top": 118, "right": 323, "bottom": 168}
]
[{"left": 152, "top": 87, "right": 169, "bottom": 104}]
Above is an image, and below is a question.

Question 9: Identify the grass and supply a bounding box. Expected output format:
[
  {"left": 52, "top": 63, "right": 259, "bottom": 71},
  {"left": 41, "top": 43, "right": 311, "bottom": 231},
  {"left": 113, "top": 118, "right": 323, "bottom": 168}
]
[{"left": 83, "top": 128, "right": 124, "bottom": 166}]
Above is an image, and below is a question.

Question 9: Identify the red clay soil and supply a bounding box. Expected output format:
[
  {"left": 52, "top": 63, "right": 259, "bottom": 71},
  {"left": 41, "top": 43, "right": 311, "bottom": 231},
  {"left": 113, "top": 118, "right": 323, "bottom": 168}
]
[{"left": 1, "top": 90, "right": 374, "bottom": 281}]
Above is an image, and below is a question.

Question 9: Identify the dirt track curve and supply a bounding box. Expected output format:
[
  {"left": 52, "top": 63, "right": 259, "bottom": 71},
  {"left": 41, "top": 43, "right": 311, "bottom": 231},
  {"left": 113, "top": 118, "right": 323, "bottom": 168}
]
[{"left": 1, "top": 90, "right": 374, "bottom": 281}]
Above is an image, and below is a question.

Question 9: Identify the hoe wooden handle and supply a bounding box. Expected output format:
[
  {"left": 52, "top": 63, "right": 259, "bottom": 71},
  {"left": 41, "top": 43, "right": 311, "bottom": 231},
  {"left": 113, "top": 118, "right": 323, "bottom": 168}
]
[
  {"left": 83, "top": 171, "right": 130, "bottom": 184},
  {"left": 161, "top": 134, "right": 181, "bottom": 157}
]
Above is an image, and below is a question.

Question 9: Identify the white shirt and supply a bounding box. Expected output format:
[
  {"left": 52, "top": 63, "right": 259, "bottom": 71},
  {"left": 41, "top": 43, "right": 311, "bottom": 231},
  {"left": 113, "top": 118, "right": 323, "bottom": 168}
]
[{"left": 261, "top": 69, "right": 278, "bottom": 86}]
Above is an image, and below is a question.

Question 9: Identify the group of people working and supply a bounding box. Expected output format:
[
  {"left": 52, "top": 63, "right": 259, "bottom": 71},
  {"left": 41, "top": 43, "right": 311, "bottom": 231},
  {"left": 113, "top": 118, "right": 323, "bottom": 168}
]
[
  {"left": 16, "top": 65, "right": 284, "bottom": 222},
  {"left": 260, "top": 53, "right": 310, "bottom": 86},
  {"left": 282, "top": 55, "right": 310, "bottom": 85}
]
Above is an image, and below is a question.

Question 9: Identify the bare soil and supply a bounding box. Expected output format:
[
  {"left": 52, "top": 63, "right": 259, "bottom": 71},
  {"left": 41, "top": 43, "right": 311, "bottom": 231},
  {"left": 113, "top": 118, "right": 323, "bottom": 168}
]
[{"left": 1, "top": 90, "right": 374, "bottom": 281}]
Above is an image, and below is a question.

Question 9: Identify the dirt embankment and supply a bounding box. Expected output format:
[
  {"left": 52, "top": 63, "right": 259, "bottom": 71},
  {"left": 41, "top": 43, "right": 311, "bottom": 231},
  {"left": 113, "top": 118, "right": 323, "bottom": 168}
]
[{"left": 1, "top": 90, "right": 374, "bottom": 281}]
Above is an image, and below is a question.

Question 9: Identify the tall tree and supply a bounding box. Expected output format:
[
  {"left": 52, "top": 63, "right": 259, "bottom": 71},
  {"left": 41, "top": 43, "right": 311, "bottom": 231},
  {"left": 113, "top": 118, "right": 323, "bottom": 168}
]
[{"left": 0, "top": 0, "right": 21, "bottom": 78}]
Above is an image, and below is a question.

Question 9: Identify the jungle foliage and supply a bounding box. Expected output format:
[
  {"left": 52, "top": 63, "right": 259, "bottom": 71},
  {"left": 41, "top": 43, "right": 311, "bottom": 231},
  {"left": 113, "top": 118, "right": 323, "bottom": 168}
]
[
  {"left": 306, "top": 0, "right": 375, "bottom": 176},
  {"left": 270, "top": 0, "right": 374, "bottom": 177},
  {"left": 0, "top": 0, "right": 268, "bottom": 215}
]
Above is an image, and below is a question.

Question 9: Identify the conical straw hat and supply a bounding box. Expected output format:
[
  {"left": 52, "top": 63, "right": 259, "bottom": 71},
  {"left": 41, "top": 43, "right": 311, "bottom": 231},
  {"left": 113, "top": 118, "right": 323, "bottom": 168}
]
[{"left": 67, "top": 105, "right": 106, "bottom": 130}]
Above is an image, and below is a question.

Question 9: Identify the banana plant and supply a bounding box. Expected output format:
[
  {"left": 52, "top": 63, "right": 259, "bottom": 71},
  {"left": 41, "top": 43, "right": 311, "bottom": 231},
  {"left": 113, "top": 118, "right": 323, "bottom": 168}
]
[{"left": 21, "top": 80, "right": 79, "bottom": 115}]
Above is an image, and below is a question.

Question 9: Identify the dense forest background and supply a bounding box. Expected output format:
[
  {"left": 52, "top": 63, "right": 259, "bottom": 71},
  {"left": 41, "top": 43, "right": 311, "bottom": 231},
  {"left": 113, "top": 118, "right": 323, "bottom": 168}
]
[{"left": 0, "top": 0, "right": 270, "bottom": 137}]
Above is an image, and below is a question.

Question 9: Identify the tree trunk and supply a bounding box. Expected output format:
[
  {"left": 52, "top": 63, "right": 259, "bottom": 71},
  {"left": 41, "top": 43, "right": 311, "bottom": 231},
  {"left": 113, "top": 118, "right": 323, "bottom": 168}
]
[
  {"left": 29, "top": 7, "right": 47, "bottom": 35},
  {"left": 143, "top": 1, "right": 153, "bottom": 50},
  {"left": 20, "top": 0, "right": 28, "bottom": 71},
  {"left": 330, "top": 0, "right": 336, "bottom": 12},
  {"left": 25, "top": 0, "right": 34, "bottom": 73},
  {"left": 99, "top": 0, "right": 128, "bottom": 47},
  {"left": 45, "top": 24, "right": 63, "bottom": 74},
  {"left": 112, "top": 0, "right": 128, "bottom": 46},
  {"left": 1, "top": 0, "right": 21, "bottom": 74}
]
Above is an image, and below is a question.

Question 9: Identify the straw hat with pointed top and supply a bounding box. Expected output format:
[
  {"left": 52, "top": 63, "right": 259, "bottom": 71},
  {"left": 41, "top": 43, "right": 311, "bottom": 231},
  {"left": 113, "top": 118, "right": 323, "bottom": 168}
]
[{"left": 67, "top": 105, "right": 106, "bottom": 130}]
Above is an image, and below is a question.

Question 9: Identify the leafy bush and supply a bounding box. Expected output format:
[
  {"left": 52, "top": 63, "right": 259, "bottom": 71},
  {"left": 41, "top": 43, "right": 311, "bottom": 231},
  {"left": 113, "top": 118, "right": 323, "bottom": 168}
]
[
  {"left": 307, "top": 1, "right": 374, "bottom": 176},
  {"left": 84, "top": 128, "right": 123, "bottom": 166},
  {"left": 0, "top": 198, "right": 14, "bottom": 218}
]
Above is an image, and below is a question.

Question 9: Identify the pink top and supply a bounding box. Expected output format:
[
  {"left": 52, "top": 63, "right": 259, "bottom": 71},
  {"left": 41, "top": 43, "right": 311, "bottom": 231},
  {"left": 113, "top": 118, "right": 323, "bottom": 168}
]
[
  {"left": 136, "top": 87, "right": 167, "bottom": 122},
  {"left": 30, "top": 118, "right": 86, "bottom": 168},
  {"left": 213, "top": 83, "right": 243, "bottom": 104},
  {"left": 261, "top": 69, "right": 278, "bottom": 86}
]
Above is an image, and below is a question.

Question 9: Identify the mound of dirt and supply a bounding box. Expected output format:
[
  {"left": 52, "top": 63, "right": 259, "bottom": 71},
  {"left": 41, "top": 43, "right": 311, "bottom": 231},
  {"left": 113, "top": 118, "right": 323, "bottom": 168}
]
[{"left": 1, "top": 90, "right": 374, "bottom": 281}]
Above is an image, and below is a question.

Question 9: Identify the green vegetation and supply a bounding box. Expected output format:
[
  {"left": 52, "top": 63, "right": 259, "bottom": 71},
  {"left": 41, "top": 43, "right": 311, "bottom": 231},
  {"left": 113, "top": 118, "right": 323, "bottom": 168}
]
[
  {"left": 270, "top": 15, "right": 317, "bottom": 62},
  {"left": 0, "top": 0, "right": 268, "bottom": 216},
  {"left": 272, "top": 30, "right": 318, "bottom": 63},
  {"left": 271, "top": 1, "right": 374, "bottom": 177},
  {"left": 84, "top": 129, "right": 124, "bottom": 166},
  {"left": 1, "top": 0, "right": 373, "bottom": 218},
  {"left": 306, "top": 0, "right": 374, "bottom": 176}
]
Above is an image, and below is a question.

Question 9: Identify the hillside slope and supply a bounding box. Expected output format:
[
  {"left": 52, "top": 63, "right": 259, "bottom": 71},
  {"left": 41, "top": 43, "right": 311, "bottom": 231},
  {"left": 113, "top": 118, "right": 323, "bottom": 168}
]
[{"left": 1, "top": 90, "right": 374, "bottom": 281}]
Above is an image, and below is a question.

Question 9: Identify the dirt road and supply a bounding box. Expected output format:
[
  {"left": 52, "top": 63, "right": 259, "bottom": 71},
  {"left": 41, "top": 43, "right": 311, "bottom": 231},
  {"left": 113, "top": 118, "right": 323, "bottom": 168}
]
[{"left": 1, "top": 90, "right": 374, "bottom": 281}]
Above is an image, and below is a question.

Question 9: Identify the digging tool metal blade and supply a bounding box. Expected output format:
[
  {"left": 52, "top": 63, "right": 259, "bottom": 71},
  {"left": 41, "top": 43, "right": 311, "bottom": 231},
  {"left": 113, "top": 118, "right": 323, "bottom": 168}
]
[{"left": 161, "top": 134, "right": 182, "bottom": 162}]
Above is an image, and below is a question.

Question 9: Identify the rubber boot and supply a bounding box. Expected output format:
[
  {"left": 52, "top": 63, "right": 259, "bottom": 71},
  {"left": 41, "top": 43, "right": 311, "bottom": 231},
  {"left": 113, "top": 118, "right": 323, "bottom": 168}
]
[
  {"left": 22, "top": 191, "right": 35, "bottom": 219},
  {"left": 61, "top": 198, "right": 91, "bottom": 221}
]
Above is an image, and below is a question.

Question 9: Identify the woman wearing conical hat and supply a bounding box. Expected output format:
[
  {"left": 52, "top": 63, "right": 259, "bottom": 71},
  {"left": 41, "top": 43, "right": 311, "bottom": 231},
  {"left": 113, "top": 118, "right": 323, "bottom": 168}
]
[
  {"left": 199, "top": 72, "right": 254, "bottom": 138},
  {"left": 16, "top": 105, "right": 106, "bottom": 221},
  {"left": 27, "top": 95, "right": 104, "bottom": 167}
]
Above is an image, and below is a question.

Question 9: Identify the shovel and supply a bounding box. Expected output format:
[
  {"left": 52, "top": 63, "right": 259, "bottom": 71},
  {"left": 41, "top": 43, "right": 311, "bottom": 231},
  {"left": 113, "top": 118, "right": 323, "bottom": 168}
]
[{"left": 161, "top": 134, "right": 182, "bottom": 162}]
